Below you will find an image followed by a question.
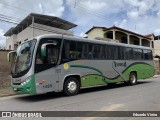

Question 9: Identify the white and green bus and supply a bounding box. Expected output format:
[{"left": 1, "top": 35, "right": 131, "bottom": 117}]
[{"left": 8, "top": 34, "right": 154, "bottom": 96}]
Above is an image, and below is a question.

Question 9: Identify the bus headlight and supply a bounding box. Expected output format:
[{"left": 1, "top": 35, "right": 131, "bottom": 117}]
[{"left": 21, "top": 76, "right": 31, "bottom": 86}]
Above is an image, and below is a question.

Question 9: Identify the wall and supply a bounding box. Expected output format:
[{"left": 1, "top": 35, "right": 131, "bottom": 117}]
[
  {"left": 154, "top": 40, "right": 160, "bottom": 56},
  {"left": 154, "top": 59, "right": 160, "bottom": 74},
  {"left": 33, "top": 23, "right": 73, "bottom": 37},
  {"left": 0, "top": 51, "right": 11, "bottom": 87},
  {"left": 5, "top": 34, "right": 17, "bottom": 50},
  {"left": 87, "top": 28, "right": 104, "bottom": 39}
]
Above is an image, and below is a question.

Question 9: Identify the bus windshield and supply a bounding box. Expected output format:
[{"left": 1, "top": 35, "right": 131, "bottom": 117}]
[{"left": 12, "top": 39, "right": 36, "bottom": 75}]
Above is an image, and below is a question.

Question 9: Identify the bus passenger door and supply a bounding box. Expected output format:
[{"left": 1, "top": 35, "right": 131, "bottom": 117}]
[{"left": 35, "top": 44, "right": 60, "bottom": 93}]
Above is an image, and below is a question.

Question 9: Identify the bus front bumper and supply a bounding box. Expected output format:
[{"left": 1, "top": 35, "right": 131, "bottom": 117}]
[{"left": 11, "top": 75, "right": 37, "bottom": 94}]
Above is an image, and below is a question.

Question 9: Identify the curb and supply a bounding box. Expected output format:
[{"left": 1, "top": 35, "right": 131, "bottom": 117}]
[{"left": 0, "top": 93, "right": 16, "bottom": 98}]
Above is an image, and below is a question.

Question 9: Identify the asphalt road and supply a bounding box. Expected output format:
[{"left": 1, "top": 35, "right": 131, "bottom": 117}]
[{"left": 0, "top": 77, "right": 160, "bottom": 120}]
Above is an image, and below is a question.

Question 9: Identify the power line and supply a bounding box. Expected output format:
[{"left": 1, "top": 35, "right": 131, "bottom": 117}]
[
  {"left": 66, "top": 0, "right": 136, "bottom": 28},
  {"left": 0, "top": 14, "right": 21, "bottom": 23},
  {"left": 0, "top": 0, "right": 135, "bottom": 30},
  {"left": 65, "top": 0, "right": 160, "bottom": 34},
  {"left": 0, "top": 0, "right": 30, "bottom": 13}
]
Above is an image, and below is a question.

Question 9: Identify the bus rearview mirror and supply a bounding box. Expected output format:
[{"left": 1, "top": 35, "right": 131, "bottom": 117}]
[
  {"left": 7, "top": 51, "right": 16, "bottom": 62},
  {"left": 41, "top": 43, "right": 56, "bottom": 58}
]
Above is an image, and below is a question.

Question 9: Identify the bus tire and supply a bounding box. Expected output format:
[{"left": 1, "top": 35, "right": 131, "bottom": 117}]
[
  {"left": 128, "top": 72, "right": 137, "bottom": 85},
  {"left": 63, "top": 77, "right": 80, "bottom": 96}
]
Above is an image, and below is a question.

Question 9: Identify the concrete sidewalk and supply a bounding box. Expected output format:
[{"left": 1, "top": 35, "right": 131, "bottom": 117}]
[{"left": 153, "top": 74, "right": 160, "bottom": 78}]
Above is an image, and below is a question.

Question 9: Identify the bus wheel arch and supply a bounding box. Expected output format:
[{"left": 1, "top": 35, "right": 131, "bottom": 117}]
[
  {"left": 63, "top": 75, "right": 81, "bottom": 96},
  {"left": 128, "top": 71, "right": 137, "bottom": 85}
]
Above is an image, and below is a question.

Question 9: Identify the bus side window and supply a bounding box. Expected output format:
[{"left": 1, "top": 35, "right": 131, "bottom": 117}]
[
  {"left": 93, "top": 44, "right": 101, "bottom": 59},
  {"left": 100, "top": 45, "right": 106, "bottom": 59},
  {"left": 77, "top": 42, "right": 83, "bottom": 59},
  {"left": 126, "top": 47, "right": 133, "bottom": 60},
  {"left": 88, "top": 43, "right": 94, "bottom": 59},
  {"left": 63, "top": 40, "right": 78, "bottom": 60},
  {"left": 118, "top": 47, "right": 125, "bottom": 60},
  {"left": 81, "top": 43, "right": 88, "bottom": 59},
  {"left": 107, "top": 45, "right": 111, "bottom": 60},
  {"left": 68, "top": 41, "right": 77, "bottom": 59},
  {"left": 46, "top": 47, "right": 59, "bottom": 64},
  {"left": 143, "top": 50, "right": 153, "bottom": 60},
  {"left": 113, "top": 46, "right": 118, "bottom": 60},
  {"left": 133, "top": 48, "right": 143, "bottom": 60}
]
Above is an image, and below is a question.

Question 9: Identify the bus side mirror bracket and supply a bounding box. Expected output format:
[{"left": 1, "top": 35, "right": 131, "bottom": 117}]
[{"left": 7, "top": 51, "right": 16, "bottom": 62}]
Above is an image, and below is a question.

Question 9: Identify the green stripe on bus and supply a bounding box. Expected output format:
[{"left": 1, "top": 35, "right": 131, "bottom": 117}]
[{"left": 80, "top": 63, "right": 154, "bottom": 87}]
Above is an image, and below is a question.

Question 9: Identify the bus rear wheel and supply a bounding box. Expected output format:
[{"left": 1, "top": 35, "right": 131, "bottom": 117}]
[
  {"left": 128, "top": 72, "right": 137, "bottom": 85},
  {"left": 63, "top": 77, "right": 80, "bottom": 96}
]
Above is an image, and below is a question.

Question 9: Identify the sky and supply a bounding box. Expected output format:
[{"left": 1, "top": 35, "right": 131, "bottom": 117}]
[{"left": 0, "top": 0, "right": 160, "bottom": 46}]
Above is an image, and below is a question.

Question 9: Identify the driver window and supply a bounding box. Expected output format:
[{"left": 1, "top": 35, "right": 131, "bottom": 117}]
[
  {"left": 47, "top": 47, "right": 59, "bottom": 64},
  {"left": 35, "top": 38, "right": 61, "bottom": 73}
]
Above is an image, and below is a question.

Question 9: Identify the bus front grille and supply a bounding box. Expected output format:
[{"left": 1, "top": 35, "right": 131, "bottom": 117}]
[{"left": 13, "top": 83, "right": 21, "bottom": 85}]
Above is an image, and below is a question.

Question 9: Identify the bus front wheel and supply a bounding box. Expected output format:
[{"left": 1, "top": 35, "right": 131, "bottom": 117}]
[
  {"left": 63, "top": 77, "right": 80, "bottom": 96},
  {"left": 128, "top": 72, "right": 137, "bottom": 85}
]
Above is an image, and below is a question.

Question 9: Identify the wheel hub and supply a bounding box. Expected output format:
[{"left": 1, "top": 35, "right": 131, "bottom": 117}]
[{"left": 67, "top": 81, "right": 77, "bottom": 93}]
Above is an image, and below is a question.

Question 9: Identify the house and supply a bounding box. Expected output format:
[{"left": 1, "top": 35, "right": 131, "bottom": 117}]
[
  {"left": 85, "top": 26, "right": 153, "bottom": 48},
  {"left": 4, "top": 13, "right": 77, "bottom": 50}
]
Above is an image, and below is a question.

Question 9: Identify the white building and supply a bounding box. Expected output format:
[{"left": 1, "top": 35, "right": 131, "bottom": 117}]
[{"left": 4, "top": 13, "right": 77, "bottom": 50}]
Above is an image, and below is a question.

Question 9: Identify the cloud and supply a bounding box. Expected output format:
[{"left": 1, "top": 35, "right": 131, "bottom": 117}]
[
  {"left": 157, "top": 11, "right": 160, "bottom": 17},
  {"left": 0, "top": 29, "right": 5, "bottom": 45},
  {"left": 66, "top": 0, "right": 160, "bottom": 36},
  {"left": 0, "top": 0, "right": 65, "bottom": 45},
  {"left": 154, "top": 29, "right": 160, "bottom": 36},
  {"left": 127, "top": 10, "right": 139, "bottom": 20},
  {"left": 79, "top": 32, "right": 87, "bottom": 37},
  {"left": 0, "top": 0, "right": 64, "bottom": 17}
]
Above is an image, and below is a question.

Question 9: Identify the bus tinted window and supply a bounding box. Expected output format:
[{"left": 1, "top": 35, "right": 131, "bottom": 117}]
[
  {"left": 143, "top": 50, "right": 153, "bottom": 60},
  {"left": 68, "top": 41, "right": 77, "bottom": 59},
  {"left": 126, "top": 47, "right": 133, "bottom": 60},
  {"left": 118, "top": 47, "right": 126, "bottom": 60},
  {"left": 113, "top": 46, "right": 119, "bottom": 60},
  {"left": 107, "top": 45, "right": 118, "bottom": 60},
  {"left": 88, "top": 43, "right": 94, "bottom": 59},
  {"left": 133, "top": 48, "right": 143, "bottom": 60},
  {"left": 76, "top": 42, "right": 83, "bottom": 59},
  {"left": 81, "top": 43, "right": 88, "bottom": 59},
  {"left": 63, "top": 40, "right": 78, "bottom": 60},
  {"left": 100, "top": 45, "right": 106, "bottom": 59},
  {"left": 93, "top": 44, "right": 101, "bottom": 59}
]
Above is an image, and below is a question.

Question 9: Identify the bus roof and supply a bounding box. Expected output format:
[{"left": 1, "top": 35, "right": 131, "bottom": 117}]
[{"left": 35, "top": 34, "right": 152, "bottom": 50}]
